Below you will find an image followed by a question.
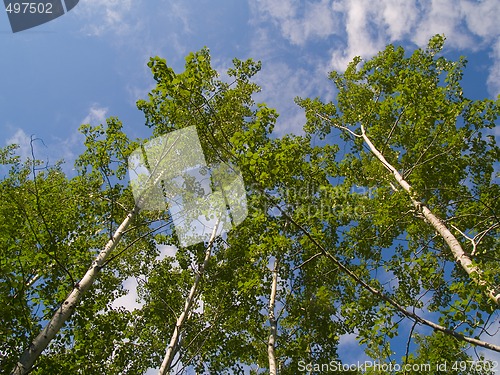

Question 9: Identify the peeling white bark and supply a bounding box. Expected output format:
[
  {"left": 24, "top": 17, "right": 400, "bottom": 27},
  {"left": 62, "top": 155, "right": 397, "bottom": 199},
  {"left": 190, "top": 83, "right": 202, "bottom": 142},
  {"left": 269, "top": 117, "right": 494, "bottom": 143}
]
[{"left": 268, "top": 258, "right": 278, "bottom": 375}]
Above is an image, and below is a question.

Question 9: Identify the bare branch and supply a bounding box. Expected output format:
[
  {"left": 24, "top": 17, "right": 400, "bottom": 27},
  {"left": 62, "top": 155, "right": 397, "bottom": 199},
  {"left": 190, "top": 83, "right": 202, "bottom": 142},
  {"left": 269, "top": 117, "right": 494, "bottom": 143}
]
[{"left": 315, "top": 112, "right": 362, "bottom": 138}]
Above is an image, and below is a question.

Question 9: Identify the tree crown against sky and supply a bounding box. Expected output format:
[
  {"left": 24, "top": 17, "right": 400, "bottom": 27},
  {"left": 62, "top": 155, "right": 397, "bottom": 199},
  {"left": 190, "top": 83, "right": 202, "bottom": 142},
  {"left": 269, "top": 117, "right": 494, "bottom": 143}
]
[{"left": 1, "top": 35, "right": 499, "bottom": 374}]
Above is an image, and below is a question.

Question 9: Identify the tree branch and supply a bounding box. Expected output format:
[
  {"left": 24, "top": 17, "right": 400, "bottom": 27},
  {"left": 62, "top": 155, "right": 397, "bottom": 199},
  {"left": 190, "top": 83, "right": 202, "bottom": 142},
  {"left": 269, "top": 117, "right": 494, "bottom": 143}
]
[
  {"left": 357, "top": 123, "right": 500, "bottom": 306},
  {"left": 272, "top": 203, "right": 500, "bottom": 353},
  {"left": 11, "top": 204, "right": 142, "bottom": 375}
]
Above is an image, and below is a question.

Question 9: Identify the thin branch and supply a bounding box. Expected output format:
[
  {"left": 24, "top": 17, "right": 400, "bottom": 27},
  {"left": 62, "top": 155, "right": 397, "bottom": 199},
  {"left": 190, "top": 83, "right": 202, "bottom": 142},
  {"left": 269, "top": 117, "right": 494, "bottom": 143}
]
[
  {"left": 473, "top": 223, "right": 499, "bottom": 256},
  {"left": 315, "top": 112, "right": 362, "bottom": 138},
  {"left": 451, "top": 224, "right": 476, "bottom": 256},
  {"left": 11, "top": 204, "right": 142, "bottom": 375},
  {"left": 12, "top": 129, "right": 183, "bottom": 375},
  {"left": 292, "top": 252, "right": 322, "bottom": 271},
  {"left": 381, "top": 107, "right": 406, "bottom": 155},
  {"left": 100, "top": 220, "right": 171, "bottom": 269},
  {"left": 402, "top": 128, "right": 440, "bottom": 178},
  {"left": 29, "top": 136, "right": 75, "bottom": 285}
]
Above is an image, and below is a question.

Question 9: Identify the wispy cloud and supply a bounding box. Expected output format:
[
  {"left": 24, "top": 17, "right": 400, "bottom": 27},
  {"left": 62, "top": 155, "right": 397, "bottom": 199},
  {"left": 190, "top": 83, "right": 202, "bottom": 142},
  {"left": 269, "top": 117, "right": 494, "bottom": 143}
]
[
  {"left": 487, "top": 38, "right": 500, "bottom": 98},
  {"left": 247, "top": 3, "right": 339, "bottom": 134},
  {"left": 111, "top": 244, "right": 178, "bottom": 313},
  {"left": 250, "top": 0, "right": 500, "bottom": 98},
  {"left": 253, "top": 59, "right": 336, "bottom": 135},
  {"left": 460, "top": 0, "right": 500, "bottom": 40},
  {"left": 4, "top": 125, "right": 84, "bottom": 173},
  {"left": 329, "top": 0, "right": 387, "bottom": 71},
  {"left": 167, "top": 0, "right": 193, "bottom": 35},
  {"left": 52, "top": 128, "right": 85, "bottom": 169},
  {"left": 156, "top": 244, "right": 179, "bottom": 264},
  {"left": 82, "top": 105, "right": 108, "bottom": 125},
  {"left": 74, "top": 0, "right": 136, "bottom": 37},
  {"left": 379, "top": 0, "right": 419, "bottom": 41},
  {"left": 5, "top": 128, "right": 35, "bottom": 161},
  {"left": 252, "top": 0, "right": 340, "bottom": 45}
]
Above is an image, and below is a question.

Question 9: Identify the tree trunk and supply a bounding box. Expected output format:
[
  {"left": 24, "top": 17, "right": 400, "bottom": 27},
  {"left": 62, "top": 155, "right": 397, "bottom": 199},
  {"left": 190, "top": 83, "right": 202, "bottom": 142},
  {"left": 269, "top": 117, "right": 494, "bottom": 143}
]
[
  {"left": 360, "top": 125, "right": 500, "bottom": 306},
  {"left": 268, "top": 257, "right": 279, "bottom": 375},
  {"left": 11, "top": 205, "right": 141, "bottom": 375},
  {"left": 158, "top": 221, "right": 219, "bottom": 375}
]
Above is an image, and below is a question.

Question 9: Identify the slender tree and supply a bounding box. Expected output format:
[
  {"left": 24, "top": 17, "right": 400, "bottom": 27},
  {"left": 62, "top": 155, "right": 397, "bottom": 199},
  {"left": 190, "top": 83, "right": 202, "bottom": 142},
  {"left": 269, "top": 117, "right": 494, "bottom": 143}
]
[
  {"left": 158, "top": 221, "right": 219, "bottom": 374},
  {"left": 267, "top": 257, "right": 278, "bottom": 375},
  {"left": 297, "top": 34, "right": 499, "bottom": 365}
]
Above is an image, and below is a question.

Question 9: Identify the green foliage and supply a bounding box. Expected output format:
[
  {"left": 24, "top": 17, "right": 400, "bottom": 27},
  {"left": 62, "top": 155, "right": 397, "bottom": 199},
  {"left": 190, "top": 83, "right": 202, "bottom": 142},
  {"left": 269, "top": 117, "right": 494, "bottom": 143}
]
[
  {"left": 2, "top": 36, "right": 498, "bottom": 374},
  {"left": 298, "top": 33, "right": 499, "bottom": 370}
]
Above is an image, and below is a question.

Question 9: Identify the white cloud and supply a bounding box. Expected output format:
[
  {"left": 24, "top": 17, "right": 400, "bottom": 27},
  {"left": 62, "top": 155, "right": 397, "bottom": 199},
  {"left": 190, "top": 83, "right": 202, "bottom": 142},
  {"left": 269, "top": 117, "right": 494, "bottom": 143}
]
[
  {"left": 5, "top": 128, "right": 33, "bottom": 161},
  {"left": 252, "top": 58, "right": 338, "bottom": 134},
  {"left": 338, "top": 332, "right": 371, "bottom": 364},
  {"left": 82, "top": 105, "right": 108, "bottom": 125},
  {"left": 252, "top": 0, "right": 340, "bottom": 45},
  {"left": 247, "top": 10, "right": 337, "bottom": 134},
  {"left": 328, "top": 0, "right": 479, "bottom": 70},
  {"left": 253, "top": 61, "right": 306, "bottom": 134},
  {"left": 250, "top": 0, "right": 500, "bottom": 97},
  {"left": 52, "top": 128, "right": 85, "bottom": 169},
  {"left": 156, "top": 244, "right": 179, "bottom": 264},
  {"left": 487, "top": 38, "right": 500, "bottom": 98},
  {"left": 111, "top": 244, "right": 179, "bottom": 313},
  {"left": 4, "top": 126, "right": 84, "bottom": 174},
  {"left": 166, "top": 0, "right": 193, "bottom": 35},
  {"left": 461, "top": 0, "right": 500, "bottom": 39},
  {"left": 410, "top": 1, "right": 451, "bottom": 46},
  {"left": 74, "top": 0, "right": 137, "bottom": 37},
  {"left": 329, "top": 0, "right": 386, "bottom": 71},
  {"left": 111, "top": 276, "right": 143, "bottom": 311},
  {"left": 126, "top": 81, "right": 156, "bottom": 108},
  {"left": 380, "top": 0, "right": 419, "bottom": 41}
]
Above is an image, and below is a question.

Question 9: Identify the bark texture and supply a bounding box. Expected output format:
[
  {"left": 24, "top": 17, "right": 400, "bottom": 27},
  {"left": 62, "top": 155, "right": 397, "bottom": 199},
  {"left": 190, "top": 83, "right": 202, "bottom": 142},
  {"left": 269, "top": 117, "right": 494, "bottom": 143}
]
[{"left": 268, "top": 258, "right": 278, "bottom": 375}]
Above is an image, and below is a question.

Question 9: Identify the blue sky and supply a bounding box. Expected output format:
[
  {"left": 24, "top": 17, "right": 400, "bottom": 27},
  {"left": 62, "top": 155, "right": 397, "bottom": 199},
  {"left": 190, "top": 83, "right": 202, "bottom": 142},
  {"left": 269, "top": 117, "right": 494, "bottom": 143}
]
[
  {"left": 2, "top": 0, "right": 499, "bottom": 167},
  {"left": 2, "top": 0, "right": 499, "bottom": 373}
]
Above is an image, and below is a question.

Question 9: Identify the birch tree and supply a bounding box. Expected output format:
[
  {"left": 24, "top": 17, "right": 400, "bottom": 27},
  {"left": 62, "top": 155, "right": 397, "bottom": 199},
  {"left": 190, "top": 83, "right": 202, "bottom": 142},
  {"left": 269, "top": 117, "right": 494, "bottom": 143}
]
[
  {"left": 2, "top": 121, "right": 170, "bottom": 374},
  {"left": 296, "top": 34, "right": 499, "bottom": 366},
  {"left": 108, "top": 41, "right": 500, "bottom": 371},
  {"left": 158, "top": 222, "right": 219, "bottom": 374}
]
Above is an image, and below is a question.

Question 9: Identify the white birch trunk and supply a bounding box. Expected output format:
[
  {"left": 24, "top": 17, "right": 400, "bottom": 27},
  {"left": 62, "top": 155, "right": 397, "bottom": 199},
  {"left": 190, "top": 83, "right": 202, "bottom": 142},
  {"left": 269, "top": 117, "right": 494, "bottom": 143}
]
[
  {"left": 158, "top": 221, "right": 219, "bottom": 375},
  {"left": 268, "top": 258, "right": 278, "bottom": 375},
  {"left": 11, "top": 205, "right": 141, "bottom": 375},
  {"left": 360, "top": 125, "right": 500, "bottom": 306}
]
